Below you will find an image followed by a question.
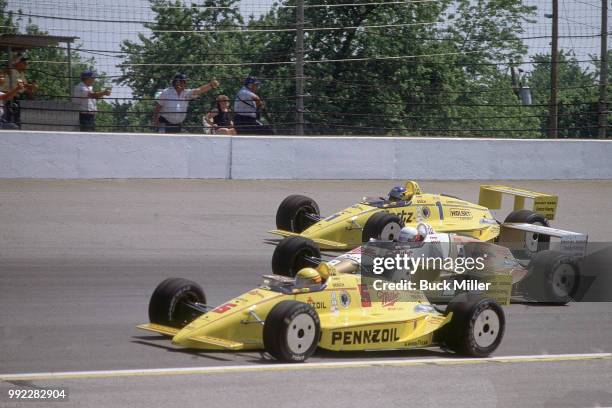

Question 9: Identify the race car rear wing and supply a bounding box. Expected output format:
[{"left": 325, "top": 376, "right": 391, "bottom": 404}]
[
  {"left": 499, "top": 223, "right": 588, "bottom": 257},
  {"left": 479, "top": 185, "right": 558, "bottom": 220}
]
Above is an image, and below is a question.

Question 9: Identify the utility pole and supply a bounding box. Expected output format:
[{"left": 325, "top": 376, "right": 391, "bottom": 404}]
[
  {"left": 295, "top": 0, "right": 305, "bottom": 136},
  {"left": 67, "top": 42, "right": 73, "bottom": 96},
  {"left": 548, "top": 0, "right": 559, "bottom": 138},
  {"left": 598, "top": 0, "right": 608, "bottom": 138}
]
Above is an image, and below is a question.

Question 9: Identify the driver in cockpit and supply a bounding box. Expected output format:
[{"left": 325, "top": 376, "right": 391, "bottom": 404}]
[
  {"left": 294, "top": 267, "right": 327, "bottom": 290},
  {"left": 388, "top": 186, "right": 408, "bottom": 202}
]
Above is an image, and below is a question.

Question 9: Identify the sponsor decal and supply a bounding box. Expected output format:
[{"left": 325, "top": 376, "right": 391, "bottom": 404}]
[
  {"left": 421, "top": 206, "right": 431, "bottom": 219},
  {"left": 378, "top": 291, "right": 399, "bottom": 307},
  {"left": 331, "top": 328, "right": 400, "bottom": 345},
  {"left": 398, "top": 210, "right": 414, "bottom": 223},
  {"left": 340, "top": 291, "right": 351, "bottom": 308},
  {"left": 307, "top": 296, "right": 327, "bottom": 310},
  {"left": 358, "top": 284, "right": 372, "bottom": 307},
  {"left": 449, "top": 209, "right": 472, "bottom": 218},
  {"left": 212, "top": 303, "right": 237, "bottom": 313},
  {"left": 330, "top": 292, "right": 338, "bottom": 313}
]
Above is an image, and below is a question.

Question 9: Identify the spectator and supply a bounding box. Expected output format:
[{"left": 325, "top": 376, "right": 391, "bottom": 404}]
[
  {"left": 71, "top": 70, "right": 112, "bottom": 132},
  {"left": 153, "top": 73, "right": 220, "bottom": 133},
  {"left": 0, "top": 72, "right": 25, "bottom": 129},
  {"left": 1, "top": 54, "right": 38, "bottom": 125},
  {"left": 233, "top": 76, "right": 273, "bottom": 135},
  {"left": 2, "top": 55, "right": 38, "bottom": 98},
  {"left": 204, "top": 95, "right": 236, "bottom": 135}
]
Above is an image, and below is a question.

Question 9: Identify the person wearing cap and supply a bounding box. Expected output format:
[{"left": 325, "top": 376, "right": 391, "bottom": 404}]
[
  {"left": 2, "top": 55, "right": 38, "bottom": 97},
  {"left": 71, "top": 70, "right": 112, "bottom": 132},
  {"left": 153, "top": 74, "right": 220, "bottom": 134},
  {"left": 233, "top": 76, "right": 272, "bottom": 135},
  {"left": 204, "top": 94, "right": 236, "bottom": 135}
]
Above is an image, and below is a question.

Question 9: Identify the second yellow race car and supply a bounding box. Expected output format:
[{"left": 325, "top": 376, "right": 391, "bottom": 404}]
[{"left": 269, "top": 181, "right": 558, "bottom": 250}]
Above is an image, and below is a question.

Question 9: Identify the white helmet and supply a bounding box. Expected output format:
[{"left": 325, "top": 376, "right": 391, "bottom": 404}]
[
  {"left": 416, "top": 223, "right": 433, "bottom": 239},
  {"left": 398, "top": 226, "right": 419, "bottom": 243}
]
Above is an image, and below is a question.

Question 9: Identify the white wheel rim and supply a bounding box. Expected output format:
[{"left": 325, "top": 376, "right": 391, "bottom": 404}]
[
  {"left": 551, "top": 263, "right": 576, "bottom": 298},
  {"left": 525, "top": 222, "right": 544, "bottom": 253},
  {"left": 473, "top": 309, "right": 500, "bottom": 349},
  {"left": 286, "top": 313, "right": 316, "bottom": 355},
  {"left": 380, "top": 222, "right": 402, "bottom": 241}
]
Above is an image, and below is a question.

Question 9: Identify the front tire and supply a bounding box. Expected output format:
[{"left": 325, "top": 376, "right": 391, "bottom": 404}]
[
  {"left": 362, "top": 212, "right": 403, "bottom": 242},
  {"left": 272, "top": 236, "right": 321, "bottom": 277},
  {"left": 148, "top": 278, "right": 206, "bottom": 328},
  {"left": 276, "top": 195, "right": 320, "bottom": 233},
  {"left": 435, "top": 294, "right": 505, "bottom": 357},
  {"left": 263, "top": 301, "right": 320, "bottom": 363}
]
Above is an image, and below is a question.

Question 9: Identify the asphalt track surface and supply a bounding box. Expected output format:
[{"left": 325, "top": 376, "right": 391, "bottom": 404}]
[{"left": 1, "top": 180, "right": 611, "bottom": 408}]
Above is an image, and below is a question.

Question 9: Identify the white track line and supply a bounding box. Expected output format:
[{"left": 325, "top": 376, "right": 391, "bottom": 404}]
[{"left": 1, "top": 353, "right": 610, "bottom": 382}]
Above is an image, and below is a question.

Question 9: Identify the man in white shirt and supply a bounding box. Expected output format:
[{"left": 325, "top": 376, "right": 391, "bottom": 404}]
[
  {"left": 153, "top": 73, "right": 220, "bottom": 133},
  {"left": 233, "top": 76, "right": 272, "bottom": 135},
  {"left": 71, "top": 70, "right": 111, "bottom": 131}
]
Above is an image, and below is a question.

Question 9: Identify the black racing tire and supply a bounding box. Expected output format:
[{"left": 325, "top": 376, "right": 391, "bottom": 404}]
[
  {"left": 272, "top": 236, "right": 321, "bottom": 277},
  {"left": 504, "top": 209, "right": 551, "bottom": 254},
  {"left": 148, "top": 278, "right": 206, "bottom": 329},
  {"left": 263, "top": 300, "right": 320, "bottom": 363},
  {"left": 434, "top": 293, "right": 505, "bottom": 357},
  {"left": 362, "top": 212, "right": 403, "bottom": 242},
  {"left": 276, "top": 195, "right": 320, "bottom": 233},
  {"left": 520, "top": 250, "right": 580, "bottom": 305}
]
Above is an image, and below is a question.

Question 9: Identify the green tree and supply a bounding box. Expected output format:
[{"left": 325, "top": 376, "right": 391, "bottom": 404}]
[
  {"left": 118, "top": 0, "right": 246, "bottom": 131},
  {"left": 118, "top": 0, "right": 544, "bottom": 136},
  {"left": 2, "top": 2, "right": 110, "bottom": 128},
  {"left": 527, "top": 51, "right": 609, "bottom": 138},
  {"left": 243, "top": 0, "right": 539, "bottom": 136}
]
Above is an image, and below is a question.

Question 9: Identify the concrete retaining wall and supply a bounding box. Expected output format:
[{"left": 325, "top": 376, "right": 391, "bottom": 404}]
[{"left": 1, "top": 130, "right": 611, "bottom": 179}]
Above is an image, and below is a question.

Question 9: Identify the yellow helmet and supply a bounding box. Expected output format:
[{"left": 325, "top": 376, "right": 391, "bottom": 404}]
[
  {"left": 296, "top": 267, "right": 322, "bottom": 286},
  {"left": 316, "top": 263, "right": 333, "bottom": 280}
]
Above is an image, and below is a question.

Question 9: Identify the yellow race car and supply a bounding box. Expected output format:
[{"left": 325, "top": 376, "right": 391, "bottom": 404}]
[
  {"left": 269, "top": 181, "right": 558, "bottom": 251},
  {"left": 138, "top": 269, "right": 505, "bottom": 362}
]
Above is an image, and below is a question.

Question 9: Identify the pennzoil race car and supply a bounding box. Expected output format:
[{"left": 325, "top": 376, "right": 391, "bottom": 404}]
[
  {"left": 138, "top": 271, "right": 506, "bottom": 362},
  {"left": 269, "top": 181, "right": 559, "bottom": 250},
  {"left": 271, "top": 222, "right": 587, "bottom": 305}
]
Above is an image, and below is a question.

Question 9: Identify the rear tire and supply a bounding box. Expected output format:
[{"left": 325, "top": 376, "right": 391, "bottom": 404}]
[
  {"left": 520, "top": 250, "right": 580, "bottom": 304},
  {"left": 276, "top": 195, "right": 320, "bottom": 233},
  {"left": 362, "top": 212, "right": 403, "bottom": 242},
  {"left": 435, "top": 294, "right": 505, "bottom": 357},
  {"left": 148, "top": 278, "right": 206, "bottom": 328},
  {"left": 504, "top": 209, "right": 550, "bottom": 255},
  {"left": 263, "top": 301, "right": 320, "bottom": 363},
  {"left": 272, "top": 236, "right": 321, "bottom": 277}
]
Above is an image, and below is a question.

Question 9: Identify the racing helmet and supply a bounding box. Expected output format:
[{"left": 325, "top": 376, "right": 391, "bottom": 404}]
[
  {"left": 295, "top": 268, "right": 322, "bottom": 287},
  {"left": 398, "top": 226, "right": 419, "bottom": 243},
  {"left": 416, "top": 222, "right": 432, "bottom": 239},
  {"left": 388, "top": 186, "right": 407, "bottom": 201}
]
